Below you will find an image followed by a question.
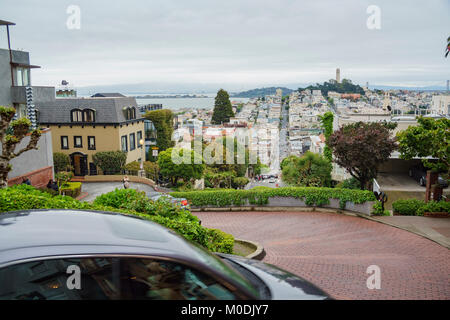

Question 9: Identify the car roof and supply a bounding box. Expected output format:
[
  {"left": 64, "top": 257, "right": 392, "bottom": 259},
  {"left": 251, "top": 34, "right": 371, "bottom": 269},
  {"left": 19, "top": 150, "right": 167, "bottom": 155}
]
[{"left": 0, "top": 209, "right": 200, "bottom": 265}]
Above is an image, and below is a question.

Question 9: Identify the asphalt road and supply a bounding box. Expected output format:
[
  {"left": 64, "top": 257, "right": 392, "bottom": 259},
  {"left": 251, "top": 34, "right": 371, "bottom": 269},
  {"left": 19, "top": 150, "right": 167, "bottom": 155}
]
[{"left": 80, "top": 182, "right": 159, "bottom": 202}]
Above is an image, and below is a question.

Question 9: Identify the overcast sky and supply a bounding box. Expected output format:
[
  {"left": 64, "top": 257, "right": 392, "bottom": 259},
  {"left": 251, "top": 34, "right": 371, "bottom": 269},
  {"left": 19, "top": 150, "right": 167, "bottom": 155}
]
[{"left": 1, "top": 0, "right": 449, "bottom": 92}]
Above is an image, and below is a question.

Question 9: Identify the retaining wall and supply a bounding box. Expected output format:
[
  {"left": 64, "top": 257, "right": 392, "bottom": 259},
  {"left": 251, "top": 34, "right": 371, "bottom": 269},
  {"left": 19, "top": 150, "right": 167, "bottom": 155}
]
[{"left": 192, "top": 196, "right": 375, "bottom": 216}]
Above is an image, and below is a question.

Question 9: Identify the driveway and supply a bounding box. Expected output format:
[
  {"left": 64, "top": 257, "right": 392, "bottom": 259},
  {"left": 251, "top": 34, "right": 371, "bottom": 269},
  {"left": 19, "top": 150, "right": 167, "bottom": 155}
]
[
  {"left": 80, "top": 182, "right": 159, "bottom": 202},
  {"left": 194, "top": 211, "right": 450, "bottom": 300}
]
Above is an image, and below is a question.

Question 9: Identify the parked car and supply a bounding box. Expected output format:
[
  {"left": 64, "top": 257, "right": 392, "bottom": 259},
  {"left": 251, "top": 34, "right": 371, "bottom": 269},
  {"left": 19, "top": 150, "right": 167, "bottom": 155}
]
[
  {"left": 269, "top": 178, "right": 276, "bottom": 183},
  {"left": 150, "top": 193, "right": 189, "bottom": 209},
  {"left": 408, "top": 165, "right": 448, "bottom": 188},
  {"left": 0, "top": 210, "right": 330, "bottom": 300}
]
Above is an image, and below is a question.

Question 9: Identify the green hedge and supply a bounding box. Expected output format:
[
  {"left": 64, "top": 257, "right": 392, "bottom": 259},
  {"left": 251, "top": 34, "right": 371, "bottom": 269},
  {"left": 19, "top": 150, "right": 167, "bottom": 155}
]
[
  {"left": 0, "top": 185, "right": 233, "bottom": 254},
  {"left": 392, "top": 199, "right": 425, "bottom": 216},
  {"left": 417, "top": 201, "right": 450, "bottom": 215},
  {"left": 171, "top": 187, "right": 376, "bottom": 210},
  {"left": 392, "top": 199, "right": 450, "bottom": 216},
  {"left": 60, "top": 182, "right": 82, "bottom": 198}
]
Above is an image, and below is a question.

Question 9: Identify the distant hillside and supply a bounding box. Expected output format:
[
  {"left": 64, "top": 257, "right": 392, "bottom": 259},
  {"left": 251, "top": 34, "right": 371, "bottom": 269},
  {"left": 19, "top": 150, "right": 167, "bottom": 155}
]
[
  {"left": 231, "top": 87, "right": 294, "bottom": 98},
  {"left": 300, "top": 79, "right": 365, "bottom": 97}
]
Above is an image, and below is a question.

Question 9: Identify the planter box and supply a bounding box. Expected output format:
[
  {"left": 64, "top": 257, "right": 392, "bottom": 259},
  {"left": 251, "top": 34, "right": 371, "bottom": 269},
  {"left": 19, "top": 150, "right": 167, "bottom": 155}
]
[{"left": 191, "top": 196, "right": 375, "bottom": 216}]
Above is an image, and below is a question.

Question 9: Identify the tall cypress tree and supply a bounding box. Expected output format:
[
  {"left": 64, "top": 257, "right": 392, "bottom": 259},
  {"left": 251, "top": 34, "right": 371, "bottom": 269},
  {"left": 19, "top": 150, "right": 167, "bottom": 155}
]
[{"left": 211, "top": 89, "right": 234, "bottom": 124}]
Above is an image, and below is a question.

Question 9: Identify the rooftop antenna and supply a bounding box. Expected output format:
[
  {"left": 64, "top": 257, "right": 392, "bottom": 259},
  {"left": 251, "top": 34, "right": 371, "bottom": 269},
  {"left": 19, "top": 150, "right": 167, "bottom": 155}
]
[{"left": 0, "top": 19, "right": 16, "bottom": 86}]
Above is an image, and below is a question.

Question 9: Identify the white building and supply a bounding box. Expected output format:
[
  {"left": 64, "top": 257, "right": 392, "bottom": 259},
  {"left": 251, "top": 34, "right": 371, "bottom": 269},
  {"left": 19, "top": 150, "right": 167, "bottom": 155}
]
[{"left": 431, "top": 95, "right": 450, "bottom": 116}]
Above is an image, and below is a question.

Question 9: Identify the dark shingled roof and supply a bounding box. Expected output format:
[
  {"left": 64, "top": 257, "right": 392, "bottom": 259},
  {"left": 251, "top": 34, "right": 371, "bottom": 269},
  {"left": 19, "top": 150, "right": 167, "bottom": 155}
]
[
  {"left": 37, "top": 96, "right": 141, "bottom": 124},
  {"left": 91, "top": 93, "right": 126, "bottom": 98}
]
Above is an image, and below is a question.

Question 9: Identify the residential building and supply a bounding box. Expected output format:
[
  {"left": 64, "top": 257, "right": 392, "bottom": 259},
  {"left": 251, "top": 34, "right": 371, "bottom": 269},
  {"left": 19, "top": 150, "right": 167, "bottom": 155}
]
[
  {"left": 0, "top": 19, "right": 55, "bottom": 187},
  {"left": 38, "top": 94, "right": 145, "bottom": 176},
  {"left": 431, "top": 95, "right": 450, "bottom": 116},
  {"left": 55, "top": 80, "right": 77, "bottom": 98}
]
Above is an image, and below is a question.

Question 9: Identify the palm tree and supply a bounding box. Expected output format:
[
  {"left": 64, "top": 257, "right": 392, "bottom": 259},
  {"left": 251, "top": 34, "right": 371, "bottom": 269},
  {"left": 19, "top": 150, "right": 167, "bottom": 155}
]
[{"left": 446, "top": 36, "right": 450, "bottom": 58}]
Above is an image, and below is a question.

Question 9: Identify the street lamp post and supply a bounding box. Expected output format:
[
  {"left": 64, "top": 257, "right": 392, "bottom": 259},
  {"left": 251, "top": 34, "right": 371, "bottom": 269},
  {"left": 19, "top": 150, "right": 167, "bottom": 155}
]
[{"left": 139, "top": 139, "right": 145, "bottom": 178}]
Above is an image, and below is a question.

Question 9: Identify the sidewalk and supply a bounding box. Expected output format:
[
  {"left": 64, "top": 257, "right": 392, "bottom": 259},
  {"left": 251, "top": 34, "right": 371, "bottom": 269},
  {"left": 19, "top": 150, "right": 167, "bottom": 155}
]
[{"left": 369, "top": 215, "right": 450, "bottom": 249}]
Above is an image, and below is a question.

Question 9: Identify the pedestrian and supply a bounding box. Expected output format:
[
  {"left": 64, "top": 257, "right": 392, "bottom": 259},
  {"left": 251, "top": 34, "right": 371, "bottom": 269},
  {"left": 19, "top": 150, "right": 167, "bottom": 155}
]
[
  {"left": 47, "top": 179, "right": 59, "bottom": 192},
  {"left": 123, "top": 175, "right": 130, "bottom": 189},
  {"left": 22, "top": 177, "right": 31, "bottom": 186}
]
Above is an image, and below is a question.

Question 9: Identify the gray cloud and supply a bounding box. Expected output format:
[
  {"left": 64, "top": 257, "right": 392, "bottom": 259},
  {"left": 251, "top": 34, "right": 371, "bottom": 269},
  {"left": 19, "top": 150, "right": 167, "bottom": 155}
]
[{"left": 1, "top": 0, "right": 449, "bottom": 92}]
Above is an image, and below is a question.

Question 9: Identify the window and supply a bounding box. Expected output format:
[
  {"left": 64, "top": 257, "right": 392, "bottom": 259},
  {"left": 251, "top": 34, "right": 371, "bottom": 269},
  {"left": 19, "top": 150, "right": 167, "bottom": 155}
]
[
  {"left": 137, "top": 131, "right": 143, "bottom": 148},
  {"left": 125, "top": 107, "right": 137, "bottom": 120},
  {"left": 144, "top": 120, "right": 157, "bottom": 142},
  {"left": 74, "top": 136, "right": 82, "bottom": 148},
  {"left": 88, "top": 136, "right": 96, "bottom": 150},
  {"left": 60, "top": 136, "right": 69, "bottom": 149},
  {"left": 15, "top": 67, "right": 29, "bottom": 86},
  {"left": 121, "top": 135, "right": 128, "bottom": 152},
  {"left": 0, "top": 257, "right": 238, "bottom": 300},
  {"left": 71, "top": 109, "right": 83, "bottom": 122},
  {"left": 129, "top": 133, "right": 136, "bottom": 151},
  {"left": 84, "top": 109, "right": 95, "bottom": 122}
]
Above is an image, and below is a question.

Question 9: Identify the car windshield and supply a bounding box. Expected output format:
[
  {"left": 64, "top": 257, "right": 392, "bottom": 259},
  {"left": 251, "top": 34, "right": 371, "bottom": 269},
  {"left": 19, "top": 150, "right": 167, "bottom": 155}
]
[{"left": 186, "top": 242, "right": 259, "bottom": 298}]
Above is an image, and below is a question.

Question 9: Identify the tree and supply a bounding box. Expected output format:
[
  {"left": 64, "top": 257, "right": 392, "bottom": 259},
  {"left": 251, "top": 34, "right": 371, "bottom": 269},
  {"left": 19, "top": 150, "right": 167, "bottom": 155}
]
[
  {"left": 145, "top": 109, "right": 174, "bottom": 151},
  {"left": 124, "top": 160, "right": 159, "bottom": 181},
  {"left": 299, "top": 79, "right": 365, "bottom": 97},
  {"left": 158, "top": 148, "right": 205, "bottom": 185},
  {"left": 328, "top": 122, "right": 397, "bottom": 190},
  {"left": 55, "top": 171, "right": 73, "bottom": 195},
  {"left": 92, "top": 151, "right": 127, "bottom": 174},
  {"left": 397, "top": 117, "right": 449, "bottom": 177},
  {"left": 281, "top": 152, "right": 332, "bottom": 187},
  {"left": 319, "top": 111, "right": 334, "bottom": 162},
  {"left": 211, "top": 89, "right": 234, "bottom": 124},
  {"left": 53, "top": 152, "right": 71, "bottom": 173},
  {"left": 0, "top": 106, "right": 41, "bottom": 188},
  {"left": 232, "top": 176, "right": 249, "bottom": 189}
]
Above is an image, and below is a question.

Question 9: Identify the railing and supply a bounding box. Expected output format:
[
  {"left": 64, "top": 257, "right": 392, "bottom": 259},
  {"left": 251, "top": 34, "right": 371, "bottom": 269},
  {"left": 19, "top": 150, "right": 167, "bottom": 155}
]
[{"left": 373, "top": 179, "right": 381, "bottom": 193}]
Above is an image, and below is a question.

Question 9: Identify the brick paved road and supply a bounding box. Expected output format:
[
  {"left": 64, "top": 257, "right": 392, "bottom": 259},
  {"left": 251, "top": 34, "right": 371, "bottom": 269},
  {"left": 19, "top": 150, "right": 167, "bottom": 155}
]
[{"left": 195, "top": 211, "right": 450, "bottom": 300}]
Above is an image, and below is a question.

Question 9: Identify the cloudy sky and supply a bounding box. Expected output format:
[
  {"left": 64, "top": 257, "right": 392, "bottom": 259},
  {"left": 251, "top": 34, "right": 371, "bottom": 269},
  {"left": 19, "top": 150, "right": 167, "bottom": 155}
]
[{"left": 1, "top": 0, "right": 449, "bottom": 93}]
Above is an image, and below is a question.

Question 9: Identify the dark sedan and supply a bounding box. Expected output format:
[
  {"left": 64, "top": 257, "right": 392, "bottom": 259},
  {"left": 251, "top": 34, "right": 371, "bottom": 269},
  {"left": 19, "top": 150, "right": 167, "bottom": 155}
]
[
  {"left": 409, "top": 166, "right": 448, "bottom": 188},
  {"left": 0, "top": 210, "right": 329, "bottom": 300}
]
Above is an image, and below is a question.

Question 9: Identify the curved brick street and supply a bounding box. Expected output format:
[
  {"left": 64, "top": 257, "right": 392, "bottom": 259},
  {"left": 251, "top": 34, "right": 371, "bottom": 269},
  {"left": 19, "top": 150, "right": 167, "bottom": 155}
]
[{"left": 194, "top": 211, "right": 450, "bottom": 300}]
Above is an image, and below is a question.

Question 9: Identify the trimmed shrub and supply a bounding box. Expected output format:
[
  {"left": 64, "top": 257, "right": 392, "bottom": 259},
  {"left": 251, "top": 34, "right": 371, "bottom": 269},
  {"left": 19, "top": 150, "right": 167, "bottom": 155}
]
[
  {"left": 416, "top": 201, "right": 450, "bottom": 216},
  {"left": 392, "top": 199, "right": 449, "bottom": 216},
  {"left": 171, "top": 187, "right": 376, "bottom": 210},
  {"left": 372, "top": 202, "right": 390, "bottom": 216},
  {"left": 92, "top": 151, "right": 127, "bottom": 174},
  {"left": 60, "top": 182, "right": 82, "bottom": 198},
  {"left": 392, "top": 199, "right": 425, "bottom": 216},
  {"left": 206, "top": 229, "right": 235, "bottom": 254}
]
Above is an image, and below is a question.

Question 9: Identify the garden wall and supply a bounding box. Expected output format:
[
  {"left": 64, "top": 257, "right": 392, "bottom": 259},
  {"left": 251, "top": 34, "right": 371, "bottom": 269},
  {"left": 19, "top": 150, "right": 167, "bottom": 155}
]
[{"left": 171, "top": 188, "right": 377, "bottom": 216}]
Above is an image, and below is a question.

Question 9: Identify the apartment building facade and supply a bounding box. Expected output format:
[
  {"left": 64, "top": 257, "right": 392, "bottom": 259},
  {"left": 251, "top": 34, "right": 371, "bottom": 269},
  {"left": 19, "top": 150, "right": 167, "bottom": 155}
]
[{"left": 38, "top": 95, "right": 145, "bottom": 176}]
